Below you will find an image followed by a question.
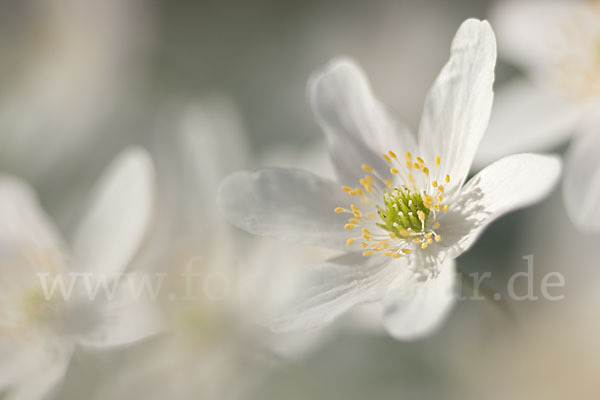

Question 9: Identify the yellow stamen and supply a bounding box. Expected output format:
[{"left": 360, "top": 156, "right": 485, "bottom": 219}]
[
  {"left": 433, "top": 221, "right": 440, "bottom": 229},
  {"left": 436, "top": 155, "right": 440, "bottom": 166},
  {"left": 362, "top": 164, "right": 373, "bottom": 172},
  {"left": 445, "top": 174, "right": 450, "bottom": 183},
  {"left": 382, "top": 153, "right": 391, "bottom": 163},
  {"left": 401, "top": 249, "right": 412, "bottom": 254},
  {"left": 390, "top": 168, "right": 399, "bottom": 175},
  {"left": 346, "top": 238, "right": 356, "bottom": 246},
  {"left": 362, "top": 250, "right": 374, "bottom": 257},
  {"left": 389, "top": 151, "right": 397, "bottom": 159},
  {"left": 344, "top": 224, "right": 355, "bottom": 230},
  {"left": 334, "top": 207, "right": 345, "bottom": 213},
  {"left": 416, "top": 156, "right": 425, "bottom": 164}
]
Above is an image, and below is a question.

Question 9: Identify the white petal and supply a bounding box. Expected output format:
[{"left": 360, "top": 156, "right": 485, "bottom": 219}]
[
  {"left": 309, "top": 58, "right": 416, "bottom": 185},
  {"left": 4, "top": 352, "right": 71, "bottom": 400},
  {"left": 217, "top": 168, "right": 357, "bottom": 250},
  {"left": 474, "top": 78, "right": 581, "bottom": 168},
  {"left": 271, "top": 253, "right": 397, "bottom": 332},
  {"left": 382, "top": 258, "right": 456, "bottom": 340},
  {"left": 0, "top": 175, "right": 67, "bottom": 295},
  {"left": 71, "top": 148, "right": 154, "bottom": 275},
  {"left": 0, "top": 175, "right": 65, "bottom": 262},
  {"left": 73, "top": 280, "right": 164, "bottom": 348},
  {"left": 563, "top": 128, "right": 600, "bottom": 233},
  {"left": 451, "top": 153, "right": 561, "bottom": 257},
  {"left": 418, "top": 19, "right": 496, "bottom": 189},
  {"left": 491, "top": 0, "right": 584, "bottom": 73}
]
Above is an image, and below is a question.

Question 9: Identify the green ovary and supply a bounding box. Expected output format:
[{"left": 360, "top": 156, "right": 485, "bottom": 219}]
[{"left": 377, "top": 187, "right": 430, "bottom": 237}]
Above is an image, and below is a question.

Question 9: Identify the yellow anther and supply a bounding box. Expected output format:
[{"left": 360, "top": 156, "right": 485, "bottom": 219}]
[
  {"left": 351, "top": 204, "right": 359, "bottom": 212},
  {"left": 361, "top": 242, "right": 369, "bottom": 248},
  {"left": 348, "top": 218, "right": 360, "bottom": 224},
  {"left": 390, "top": 168, "right": 399, "bottom": 175},
  {"left": 421, "top": 242, "right": 428, "bottom": 249},
  {"left": 434, "top": 204, "right": 440, "bottom": 211},
  {"left": 334, "top": 207, "right": 345, "bottom": 213},
  {"left": 354, "top": 187, "right": 364, "bottom": 195},
  {"left": 384, "top": 179, "right": 392, "bottom": 187},
  {"left": 377, "top": 241, "right": 389, "bottom": 249},
  {"left": 416, "top": 156, "right": 425, "bottom": 164},
  {"left": 437, "top": 195, "right": 443, "bottom": 202},
  {"left": 438, "top": 185, "right": 444, "bottom": 193},
  {"left": 425, "top": 232, "right": 432, "bottom": 239},
  {"left": 445, "top": 174, "right": 450, "bottom": 183},
  {"left": 432, "top": 180, "right": 438, "bottom": 188},
  {"left": 342, "top": 186, "right": 353, "bottom": 193},
  {"left": 427, "top": 238, "right": 433, "bottom": 245},
  {"left": 406, "top": 161, "right": 412, "bottom": 169},
  {"left": 417, "top": 211, "right": 426, "bottom": 222},
  {"left": 401, "top": 248, "right": 412, "bottom": 254},
  {"left": 384, "top": 251, "right": 394, "bottom": 257},
  {"left": 423, "top": 167, "right": 429, "bottom": 176},
  {"left": 361, "top": 228, "right": 371, "bottom": 235},
  {"left": 346, "top": 238, "right": 356, "bottom": 246},
  {"left": 344, "top": 224, "right": 355, "bottom": 230},
  {"left": 424, "top": 195, "right": 434, "bottom": 203},
  {"left": 382, "top": 153, "right": 391, "bottom": 163},
  {"left": 413, "top": 163, "right": 421, "bottom": 169},
  {"left": 433, "top": 221, "right": 440, "bottom": 229},
  {"left": 389, "top": 150, "right": 397, "bottom": 159},
  {"left": 435, "top": 235, "right": 441, "bottom": 243},
  {"left": 436, "top": 155, "right": 440, "bottom": 166},
  {"left": 399, "top": 229, "right": 411, "bottom": 238},
  {"left": 405, "top": 152, "right": 412, "bottom": 160},
  {"left": 392, "top": 253, "right": 403, "bottom": 259},
  {"left": 413, "top": 238, "right": 421, "bottom": 244},
  {"left": 423, "top": 202, "right": 432, "bottom": 209},
  {"left": 362, "top": 250, "right": 374, "bottom": 257},
  {"left": 362, "top": 164, "right": 373, "bottom": 172},
  {"left": 365, "top": 175, "right": 375, "bottom": 184},
  {"left": 443, "top": 204, "right": 450, "bottom": 212}
]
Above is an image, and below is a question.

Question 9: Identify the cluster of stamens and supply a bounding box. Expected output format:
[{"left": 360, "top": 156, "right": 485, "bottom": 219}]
[{"left": 335, "top": 151, "right": 451, "bottom": 258}]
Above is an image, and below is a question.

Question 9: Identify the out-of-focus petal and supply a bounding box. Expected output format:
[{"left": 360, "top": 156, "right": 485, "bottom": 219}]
[
  {"left": 382, "top": 258, "right": 456, "bottom": 340},
  {"left": 563, "top": 128, "right": 600, "bottom": 233},
  {"left": 474, "top": 78, "right": 581, "bottom": 168},
  {"left": 418, "top": 19, "right": 496, "bottom": 190},
  {"left": 309, "top": 58, "right": 416, "bottom": 185},
  {"left": 491, "top": 0, "right": 584, "bottom": 73},
  {"left": 217, "top": 168, "right": 359, "bottom": 251},
  {"left": 71, "top": 148, "right": 154, "bottom": 275},
  {"left": 271, "top": 253, "right": 397, "bottom": 332},
  {"left": 4, "top": 352, "right": 71, "bottom": 400},
  {"left": 73, "top": 279, "right": 164, "bottom": 348}
]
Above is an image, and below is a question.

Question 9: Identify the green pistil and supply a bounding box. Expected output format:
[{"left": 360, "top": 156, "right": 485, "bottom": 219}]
[{"left": 377, "top": 187, "right": 430, "bottom": 237}]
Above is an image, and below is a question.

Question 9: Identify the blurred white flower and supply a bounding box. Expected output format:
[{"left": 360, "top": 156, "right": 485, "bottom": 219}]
[
  {"left": 93, "top": 98, "right": 329, "bottom": 400},
  {"left": 0, "top": 148, "right": 160, "bottom": 400},
  {"left": 477, "top": 0, "right": 600, "bottom": 233},
  {"left": 218, "top": 19, "right": 562, "bottom": 340}
]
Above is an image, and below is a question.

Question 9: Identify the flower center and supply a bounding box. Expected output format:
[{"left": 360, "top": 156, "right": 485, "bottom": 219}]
[{"left": 336, "top": 151, "right": 451, "bottom": 258}]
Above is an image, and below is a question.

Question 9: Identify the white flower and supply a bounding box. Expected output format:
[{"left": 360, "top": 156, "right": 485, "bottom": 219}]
[
  {"left": 477, "top": 0, "right": 600, "bottom": 233},
  {"left": 218, "top": 19, "right": 561, "bottom": 340},
  {"left": 0, "top": 148, "right": 161, "bottom": 400}
]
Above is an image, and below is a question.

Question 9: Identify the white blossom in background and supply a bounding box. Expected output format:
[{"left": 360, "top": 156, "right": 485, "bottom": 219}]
[
  {"left": 476, "top": 0, "right": 600, "bottom": 233},
  {"left": 218, "top": 19, "right": 561, "bottom": 340},
  {"left": 94, "top": 99, "right": 328, "bottom": 400},
  {"left": 0, "top": 149, "right": 161, "bottom": 400}
]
